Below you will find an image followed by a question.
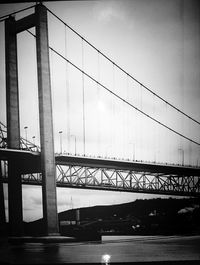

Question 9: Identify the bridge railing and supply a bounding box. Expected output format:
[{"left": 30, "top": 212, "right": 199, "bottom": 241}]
[{"left": 1, "top": 121, "right": 199, "bottom": 168}]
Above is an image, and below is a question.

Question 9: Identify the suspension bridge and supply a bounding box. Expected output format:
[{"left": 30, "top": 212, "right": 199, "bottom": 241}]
[{"left": 0, "top": 3, "right": 200, "bottom": 236}]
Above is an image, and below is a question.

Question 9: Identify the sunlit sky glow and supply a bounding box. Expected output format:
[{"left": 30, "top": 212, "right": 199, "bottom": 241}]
[{"left": 0, "top": 0, "right": 200, "bottom": 221}]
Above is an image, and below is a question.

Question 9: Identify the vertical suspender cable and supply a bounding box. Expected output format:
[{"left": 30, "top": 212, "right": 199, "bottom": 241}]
[
  {"left": 140, "top": 84, "right": 143, "bottom": 160},
  {"left": 153, "top": 93, "right": 156, "bottom": 162},
  {"left": 126, "top": 74, "right": 129, "bottom": 160},
  {"left": 112, "top": 63, "right": 115, "bottom": 158},
  {"left": 132, "top": 81, "right": 136, "bottom": 160},
  {"left": 65, "top": 25, "right": 70, "bottom": 154},
  {"left": 180, "top": 0, "right": 184, "bottom": 166},
  {"left": 97, "top": 51, "right": 100, "bottom": 157},
  {"left": 82, "top": 38, "right": 86, "bottom": 155},
  {"left": 122, "top": 74, "right": 125, "bottom": 159}
]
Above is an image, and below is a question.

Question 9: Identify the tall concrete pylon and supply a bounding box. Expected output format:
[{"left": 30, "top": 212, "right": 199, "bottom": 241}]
[
  {"left": 35, "top": 4, "right": 59, "bottom": 236},
  {"left": 5, "top": 15, "right": 23, "bottom": 236},
  {"left": 5, "top": 4, "right": 59, "bottom": 236}
]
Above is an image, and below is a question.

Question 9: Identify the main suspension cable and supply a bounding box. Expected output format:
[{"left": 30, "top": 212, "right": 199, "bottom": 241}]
[
  {"left": 27, "top": 28, "right": 200, "bottom": 147},
  {"left": 45, "top": 5, "right": 200, "bottom": 126},
  {"left": 50, "top": 49, "right": 200, "bottom": 146},
  {"left": 1, "top": 4, "right": 199, "bottom": 128}
]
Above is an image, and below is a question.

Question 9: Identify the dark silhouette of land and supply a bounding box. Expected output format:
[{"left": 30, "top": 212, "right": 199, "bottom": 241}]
[{"left": 22, "top": 197, "right": 200, "bottom": 237}]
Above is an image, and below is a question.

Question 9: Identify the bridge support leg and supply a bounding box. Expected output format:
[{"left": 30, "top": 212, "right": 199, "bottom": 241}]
[
  {"left": 35, "top": 5, "right": 59, "bottom": 235},
  {"left": 0, "top": 163, "right": 6, "bottom": 234},
  {"left": 5, "top": 17, "right": 23, "bottom": 236}
]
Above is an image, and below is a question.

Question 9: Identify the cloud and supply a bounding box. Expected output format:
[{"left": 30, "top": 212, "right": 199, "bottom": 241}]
[
  {"left": 22, "top": 186, "right": 43, "bottom": 221},
  {"left": 23, "top": 186, "right": 42, "bottom": 206},
  {"left": 31, "top": 196, "right": 42, "bottom": 206},
  {"left": 94, "top": 1, "right": 126, "bottom": 24}
]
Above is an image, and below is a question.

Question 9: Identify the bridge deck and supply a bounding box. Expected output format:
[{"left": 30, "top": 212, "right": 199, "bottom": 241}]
[
  {"left": 1, "top": 148, "right": 200, "bottom": 196},
  {"left": 1, "top": 148, "right": 200, "bottom": 176}
]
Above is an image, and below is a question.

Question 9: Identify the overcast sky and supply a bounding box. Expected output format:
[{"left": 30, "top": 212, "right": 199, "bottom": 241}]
[{"left": 0, "top": 0, "right": 200, "bottom": 221}]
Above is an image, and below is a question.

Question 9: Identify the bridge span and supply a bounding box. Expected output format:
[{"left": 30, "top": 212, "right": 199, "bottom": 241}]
[
  {"left": 1, "top": 148, "right": 200, "bottom": 197},
  {"left": 0, "top": 3, "right": 200, "bottom": 237}
]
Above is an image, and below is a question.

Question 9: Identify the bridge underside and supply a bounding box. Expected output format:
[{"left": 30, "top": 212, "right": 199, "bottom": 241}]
[{"left": 1, "top": 149, "right": 200, "bottom": 197}]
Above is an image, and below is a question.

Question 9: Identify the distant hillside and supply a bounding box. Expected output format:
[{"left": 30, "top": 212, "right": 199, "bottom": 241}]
[
  {"left": 59, "top": 197, "right": 200, "bottom": 221},
  {"left": 25, "top": 197, "right": 200, "bottom": 236}
]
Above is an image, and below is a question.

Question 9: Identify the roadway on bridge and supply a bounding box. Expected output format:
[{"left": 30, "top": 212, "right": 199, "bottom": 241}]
[
  {"left": 1, "top": 148, "right": 200, "bottom": 176},
  {"left": 1, "top": 235, "right": 200, "bottom": 264}
]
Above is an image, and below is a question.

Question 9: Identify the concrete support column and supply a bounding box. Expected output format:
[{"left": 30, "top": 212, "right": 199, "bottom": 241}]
[
  {"left": 0, "top": 163, "right": 6, "bottom": 228},
  {"left": 35, "top": 4, "right": 59, "bottom": 235},
  {"left": 5, "top": 17, "right": 23, "bottom": 236}
]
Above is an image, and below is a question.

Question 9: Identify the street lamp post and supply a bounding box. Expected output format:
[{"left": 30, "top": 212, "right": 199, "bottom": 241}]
[
  {"left": 129, "top": 142, "right": 135, "bottom": 161},
  {"left": 24, "top": 126, "right": 28, "bottom": 144},
  {"left": 178, "top": 148, "right": 184, "bottom": 165},
  {"left": 133, "top": 143, "right": 135, "bottom": 160},
  {"left": 32, "top": 136, "right": 36, "bottom": 145},
  {"left": 59, "top": 131, "right": 63, "bottom": 154},
  {"left": 70, "top": 135, "right": 76, "bottom": 155}
]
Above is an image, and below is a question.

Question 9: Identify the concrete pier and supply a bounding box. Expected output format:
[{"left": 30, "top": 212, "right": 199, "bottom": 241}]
[
  {"left": 5, "top": 16, "right": 23, "bottom": 236},
  {"left": 5, "top": 4, "right": 59, "bottom": 236},
  {"left": 0, "top": 164, "right": 6, "bottom": 229},
  {"left": 35, "top": 4, "right": 59, "bottom": 235}
]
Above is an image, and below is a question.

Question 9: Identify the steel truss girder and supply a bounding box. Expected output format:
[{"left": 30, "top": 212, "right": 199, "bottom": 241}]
[
  {"left": 0, "top": 121, "right": 40, "bottom": 152},
  {"left": 1, "top": 161, "right": 200, "bottom": 197},
  {"left": 55, "top": 165, "right": 200, "bottom": 196}
]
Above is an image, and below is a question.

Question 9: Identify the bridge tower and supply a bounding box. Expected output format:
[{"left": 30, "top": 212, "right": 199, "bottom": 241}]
[{"left": 5, "top": 4, "right": 59, "bottom": 236}]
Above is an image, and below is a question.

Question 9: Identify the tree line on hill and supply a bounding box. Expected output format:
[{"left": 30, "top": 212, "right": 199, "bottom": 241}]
[{"left": 24, "top": 197, "right": 200, "bottom": 236}]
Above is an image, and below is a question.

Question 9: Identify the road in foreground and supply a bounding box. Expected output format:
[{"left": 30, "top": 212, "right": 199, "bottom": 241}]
[{"left": 0, "top": 235, "right": 200, "bottom": 264}]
